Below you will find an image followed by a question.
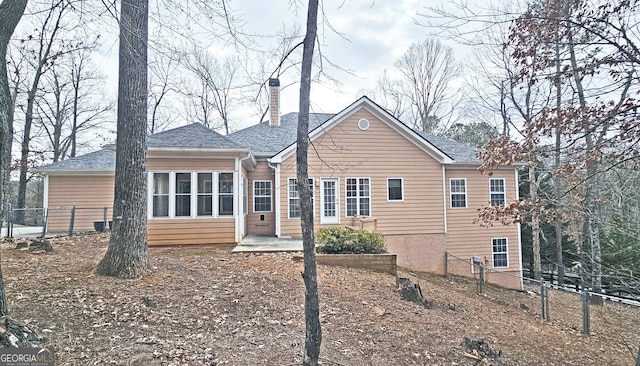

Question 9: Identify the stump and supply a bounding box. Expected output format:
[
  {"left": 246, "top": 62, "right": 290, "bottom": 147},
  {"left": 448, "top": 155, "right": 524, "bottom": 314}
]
[
  {"left": 396, "top": 277, "right": 432, "bottom": 308},
  {"left": 461, "top": 335, "right": 501, "bottom": 364},
  {"left": 14, "top": 238, "right": 53, "bottom": 253}
]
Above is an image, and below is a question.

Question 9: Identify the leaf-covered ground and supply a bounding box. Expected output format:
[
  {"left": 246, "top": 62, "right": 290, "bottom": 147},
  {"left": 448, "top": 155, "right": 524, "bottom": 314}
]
[{"left": 2, "top": 233, "right": 638, "bottom": 365}]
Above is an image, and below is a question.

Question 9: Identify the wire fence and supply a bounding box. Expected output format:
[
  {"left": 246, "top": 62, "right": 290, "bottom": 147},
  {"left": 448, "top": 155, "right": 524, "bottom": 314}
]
[
  {"left": 443, "top": 251, "right": 640, "bottom": 338},
  {"left": 2, "top": 205, "right": 113, "bottom": 239}
]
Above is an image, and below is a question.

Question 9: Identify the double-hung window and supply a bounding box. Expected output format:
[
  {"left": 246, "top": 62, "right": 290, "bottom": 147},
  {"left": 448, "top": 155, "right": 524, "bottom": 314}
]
[
  {"left": 346, "top": 177, "right": 370, "bottom": 216},
  {"left": 197, "top": 173, "right": 213, "bottom": 216},
  {"left": 218, "top": 173, "right": 234, "bottom": 216},
  {"left": 450, "top": 178, "right": 467, "bottom": 208},
  {"left": 254, "top": 180, "right": 272, "bottom": 212},
  {"left": 288, "top": 178, "right": 314, "bottom": 219},
  {"left": 175, "top": 173, "right": 192, "bottom": 217},
  {"left": 152, "top": 173, "right": 170, "bottom": 217},
  {"left": 492, "top": 238, "right": 508, "bottom": 268},
  {"left": 150, "top": 171, "right": 234, "bottom": 218},
  {"left": 489, "top": 178, "right": 506, "bottom": 206},
  {"left": 387, "top": 178, "right": 403, "bottom": 201}
]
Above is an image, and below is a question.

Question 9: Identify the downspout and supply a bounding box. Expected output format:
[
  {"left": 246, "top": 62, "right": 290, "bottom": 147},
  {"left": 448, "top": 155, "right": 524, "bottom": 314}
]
[
  {"left": 235, "top": 152, "right": 253, "bottom": 242},
  {"left": 268, "top": 160, "right": 280, "bottom": 237},
  {"left": 442, "top": 165, "right": 447, "bottom": 234}
]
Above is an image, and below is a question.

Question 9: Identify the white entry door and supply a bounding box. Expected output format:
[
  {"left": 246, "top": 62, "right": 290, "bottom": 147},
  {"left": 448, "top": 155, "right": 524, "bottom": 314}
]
[{"left": 320, "top": 178, "right": 339, "bottom": 224}]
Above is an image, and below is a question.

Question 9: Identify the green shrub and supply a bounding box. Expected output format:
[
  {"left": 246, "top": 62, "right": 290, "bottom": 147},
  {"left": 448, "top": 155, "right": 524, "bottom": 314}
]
[{"left": 316, "top": 226, "right": 386, "bottom": 254}]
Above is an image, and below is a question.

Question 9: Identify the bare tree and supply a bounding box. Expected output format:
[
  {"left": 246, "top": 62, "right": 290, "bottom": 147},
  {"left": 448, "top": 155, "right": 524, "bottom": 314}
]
[
  {"left": 96, "top": 0, "right": 150, "bottom": 279},
  {"left": 297, "top": 0, "right": 321, "bottom": 364},
  {"left": 183, "top": 50, "right": 240, "bottom": 134},
  {"left": 15, "top": 0, "right": 71, "bottom": 221},
  {"left": 148, "top": 52, "right": 178, "bottom": 133},
  {"left": 0, "top": 0, "right": 28, "bottom": 318},
  {"left": 376, "top": 38, "right": 461, "bottom": 133}
]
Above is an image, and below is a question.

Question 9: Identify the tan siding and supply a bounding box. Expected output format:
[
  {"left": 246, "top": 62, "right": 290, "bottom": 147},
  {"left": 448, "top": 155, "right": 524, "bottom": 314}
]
[
  {"left": 246, "top": 161, "right": 276, "bottom": 235},
  {"left": 47, "top": 175, "right": 115, "bottom": 232},
  {"left": 148, "top": 157, "right": 235, "bottom": 171},
  {"left": 444, "top": 167, "right": 520, "bottom": 271},
  {"left": 279, "top": 109, "right": 445, "bottom": 238},
  {"left": 148, "top": 218, "right": 235, "bottom": 245}
]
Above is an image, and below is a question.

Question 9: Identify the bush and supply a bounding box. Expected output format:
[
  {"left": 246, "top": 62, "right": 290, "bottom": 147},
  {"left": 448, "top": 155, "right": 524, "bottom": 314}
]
[{"left": 316, "top": 226, "right": 386, "bottom": 254}]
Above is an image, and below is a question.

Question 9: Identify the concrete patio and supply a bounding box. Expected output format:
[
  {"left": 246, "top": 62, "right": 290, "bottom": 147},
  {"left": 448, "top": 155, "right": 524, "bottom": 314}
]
[{"left": 232, "top": 234, "right": 304, "bottom": 253}]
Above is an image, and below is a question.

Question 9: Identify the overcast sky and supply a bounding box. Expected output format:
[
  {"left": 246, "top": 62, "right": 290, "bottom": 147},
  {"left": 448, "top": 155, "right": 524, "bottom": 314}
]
[
  {"left": 234, "top": 0, "right": 462, "bottom": 116},
  {"left": 88, "top": 0, "right": 476, "bottom": 132}
]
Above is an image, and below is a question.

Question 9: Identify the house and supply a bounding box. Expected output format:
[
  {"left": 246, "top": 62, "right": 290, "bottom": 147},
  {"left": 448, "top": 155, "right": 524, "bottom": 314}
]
[{"left": 37, "top": 79, "right": 522, "bottom": 287}]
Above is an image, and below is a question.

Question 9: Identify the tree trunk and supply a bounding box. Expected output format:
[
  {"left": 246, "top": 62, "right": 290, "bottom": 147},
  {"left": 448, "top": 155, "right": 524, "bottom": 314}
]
[
  {"left": 529, "top": 165, "right": 542, "bottom": 280},
  {"left": 636, "top": 345, "right": 640, "bottom": 366},
  {"left": 297, "top": 1, "right": 321, "bottom": 365},
  {"left": 96, "top": 0, "right": 150, "bottom": 279},
  {"left": 0, "top": 0, "right": 29, "bottom": 318},
  {"left": 567, "top": 23, "right": 602, "bottom": 305},
  {"left": 553, "top": 22, "right": 564, "bottom": 286}
]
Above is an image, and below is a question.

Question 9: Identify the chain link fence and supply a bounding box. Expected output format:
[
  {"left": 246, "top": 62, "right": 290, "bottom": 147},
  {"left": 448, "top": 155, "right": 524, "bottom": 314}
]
[
  {"left": 443, "top": 251, "right": 640, "bottom": 338},
  {"left": 2, "top": 205, "right": 113, "bottom": 239}
]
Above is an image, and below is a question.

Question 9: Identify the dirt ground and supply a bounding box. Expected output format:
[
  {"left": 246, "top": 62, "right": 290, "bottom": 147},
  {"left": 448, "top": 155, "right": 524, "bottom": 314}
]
[{"left": 2, "top": 233, "right": 639, "bottom": 365}]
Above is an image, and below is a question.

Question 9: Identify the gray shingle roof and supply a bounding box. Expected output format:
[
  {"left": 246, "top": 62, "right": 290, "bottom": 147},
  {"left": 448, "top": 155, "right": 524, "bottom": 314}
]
[
  {"left": 36, "top": 149, "right": 116, "bottom": 172},
  {"left": 228, "top": 113, "right": 335, "bottom": 157},
  {"left": 414, "top": 130, "right": 480, "bottom": 164},
  {"left": 148, "top": 123, "right": 243, "bottom": 149}
]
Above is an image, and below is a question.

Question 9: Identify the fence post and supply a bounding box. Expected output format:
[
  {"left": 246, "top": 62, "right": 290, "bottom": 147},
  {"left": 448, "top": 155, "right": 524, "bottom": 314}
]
[
  {"left": 540, "top": 279, "right": 546, "bottom": 320},
  {"left": 40, "top": 208, "right": 48, "bottom": 238},
  {"left": 68, "top": 206, "right": 76, "bottom": 236},
  {"left": 444, "top": 251, "right": 448, "bottom": 279},
  {"left": 7, "top": 203, "right": 12, "bottom": 239},
  {"left": 478, "top": 263, "right": 484, "bottom": 294},
  {"left": 103, "top": 206, "right": 107, "bottom": 232},
  {"left": 545, "top": 283, "right": 550, "bottom": 321},
  {"left": 581, "top": 287, "right": 590, "bottom": 335}
]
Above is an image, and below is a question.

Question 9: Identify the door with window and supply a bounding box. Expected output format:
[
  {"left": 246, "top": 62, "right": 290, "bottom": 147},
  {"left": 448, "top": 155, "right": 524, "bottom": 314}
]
[{"left": 320, "top": 178, "right": 339, "bottom": 224}]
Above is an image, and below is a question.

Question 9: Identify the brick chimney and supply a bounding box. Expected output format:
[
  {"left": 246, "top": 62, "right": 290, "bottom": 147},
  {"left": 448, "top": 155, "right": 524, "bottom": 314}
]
[{"left": 268, "top": 78, "right": 280, "bottom": 127}]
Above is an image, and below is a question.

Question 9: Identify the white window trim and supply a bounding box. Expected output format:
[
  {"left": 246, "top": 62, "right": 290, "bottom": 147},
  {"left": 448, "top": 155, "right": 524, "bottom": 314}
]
[
  {"left": 386, "top": 177, "right": 404, "bottom": 202},
  {"left": 253, "top": 180, "right": 273, "bottom": 213},
  {"left": 345, "top": 177, "right": 372, "bottom": 217},
  {"left": 449, "top": 178, "right": 467, "bottom": 209},
  {"left": 489, "top": 177, "right": 506, "bottom": 207},
  {"left": 287, "top": 177, "right": 315, "bottom": 219},
  {"left": 491, "top": 237, "right": 509, "bottom": 268},
  {"left": 148, "top": 171, "right": 236, "bottom": 219}
]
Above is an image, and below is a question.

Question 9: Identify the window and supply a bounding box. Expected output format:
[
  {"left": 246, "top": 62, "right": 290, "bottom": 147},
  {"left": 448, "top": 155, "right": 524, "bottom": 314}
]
[
  {"left": 254, "top": 180, "right": 272, "bottom": 212},
  {"left": 288, "top": 178, "right": 314, "bottom": 219},
  {"left": 150, "top": 171, "right": 234, "bottom": 218},
  {"left": 490, "top": 178, "right": 506, "bottom": 206},
  {"left": 219, "top": 173, "right": 234, "bottom": 216},
  {"left": 387, "top": 178, "right": 403, "bottom": 201},
  {"left": 450, "top": 178, "right": 467, "bottom": 208},
  {"left": 152, "top": 173, "right": 169, "bottom": 217},
  {"left": 197, "top": 173, "right": 213, "bottom": 216},
  {"left": 346, "top": 177, "right": 370, "bottom": 216},
  {"left": 175, "top": 173, "right": 191, "bottom": 217},
  {"left": 492, "top": 238, "right": 508, "bottom": 268}
]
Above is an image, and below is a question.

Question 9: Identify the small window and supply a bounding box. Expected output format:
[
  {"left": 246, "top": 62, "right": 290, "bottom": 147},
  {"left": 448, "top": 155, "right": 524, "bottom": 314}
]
[
  {"left": 346, "top": 177, "right": 370, "bottom": 216},
  {"left": 219, "top": 172, "right": 234, "bottom": 216},
  {"left": 254, "top": 180, "right": 272, "bottom": 212},
  {"left": 489, "top": 178, "right": 506, "bottom": 206},
  {"left": 387, "top": 178, "right": 403, "bottom": 201},
  {"left": 152, "top": 173, "right": 169, "bottom": 217},
  {"left": 358, "top": 118, "right": 370, "bottom": 130},
  {"left": 492, "top": 238, "right": 508, "bottom": 268},
  {"left": 450, "top": 178, "right": 467, "bottom": 208}
]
